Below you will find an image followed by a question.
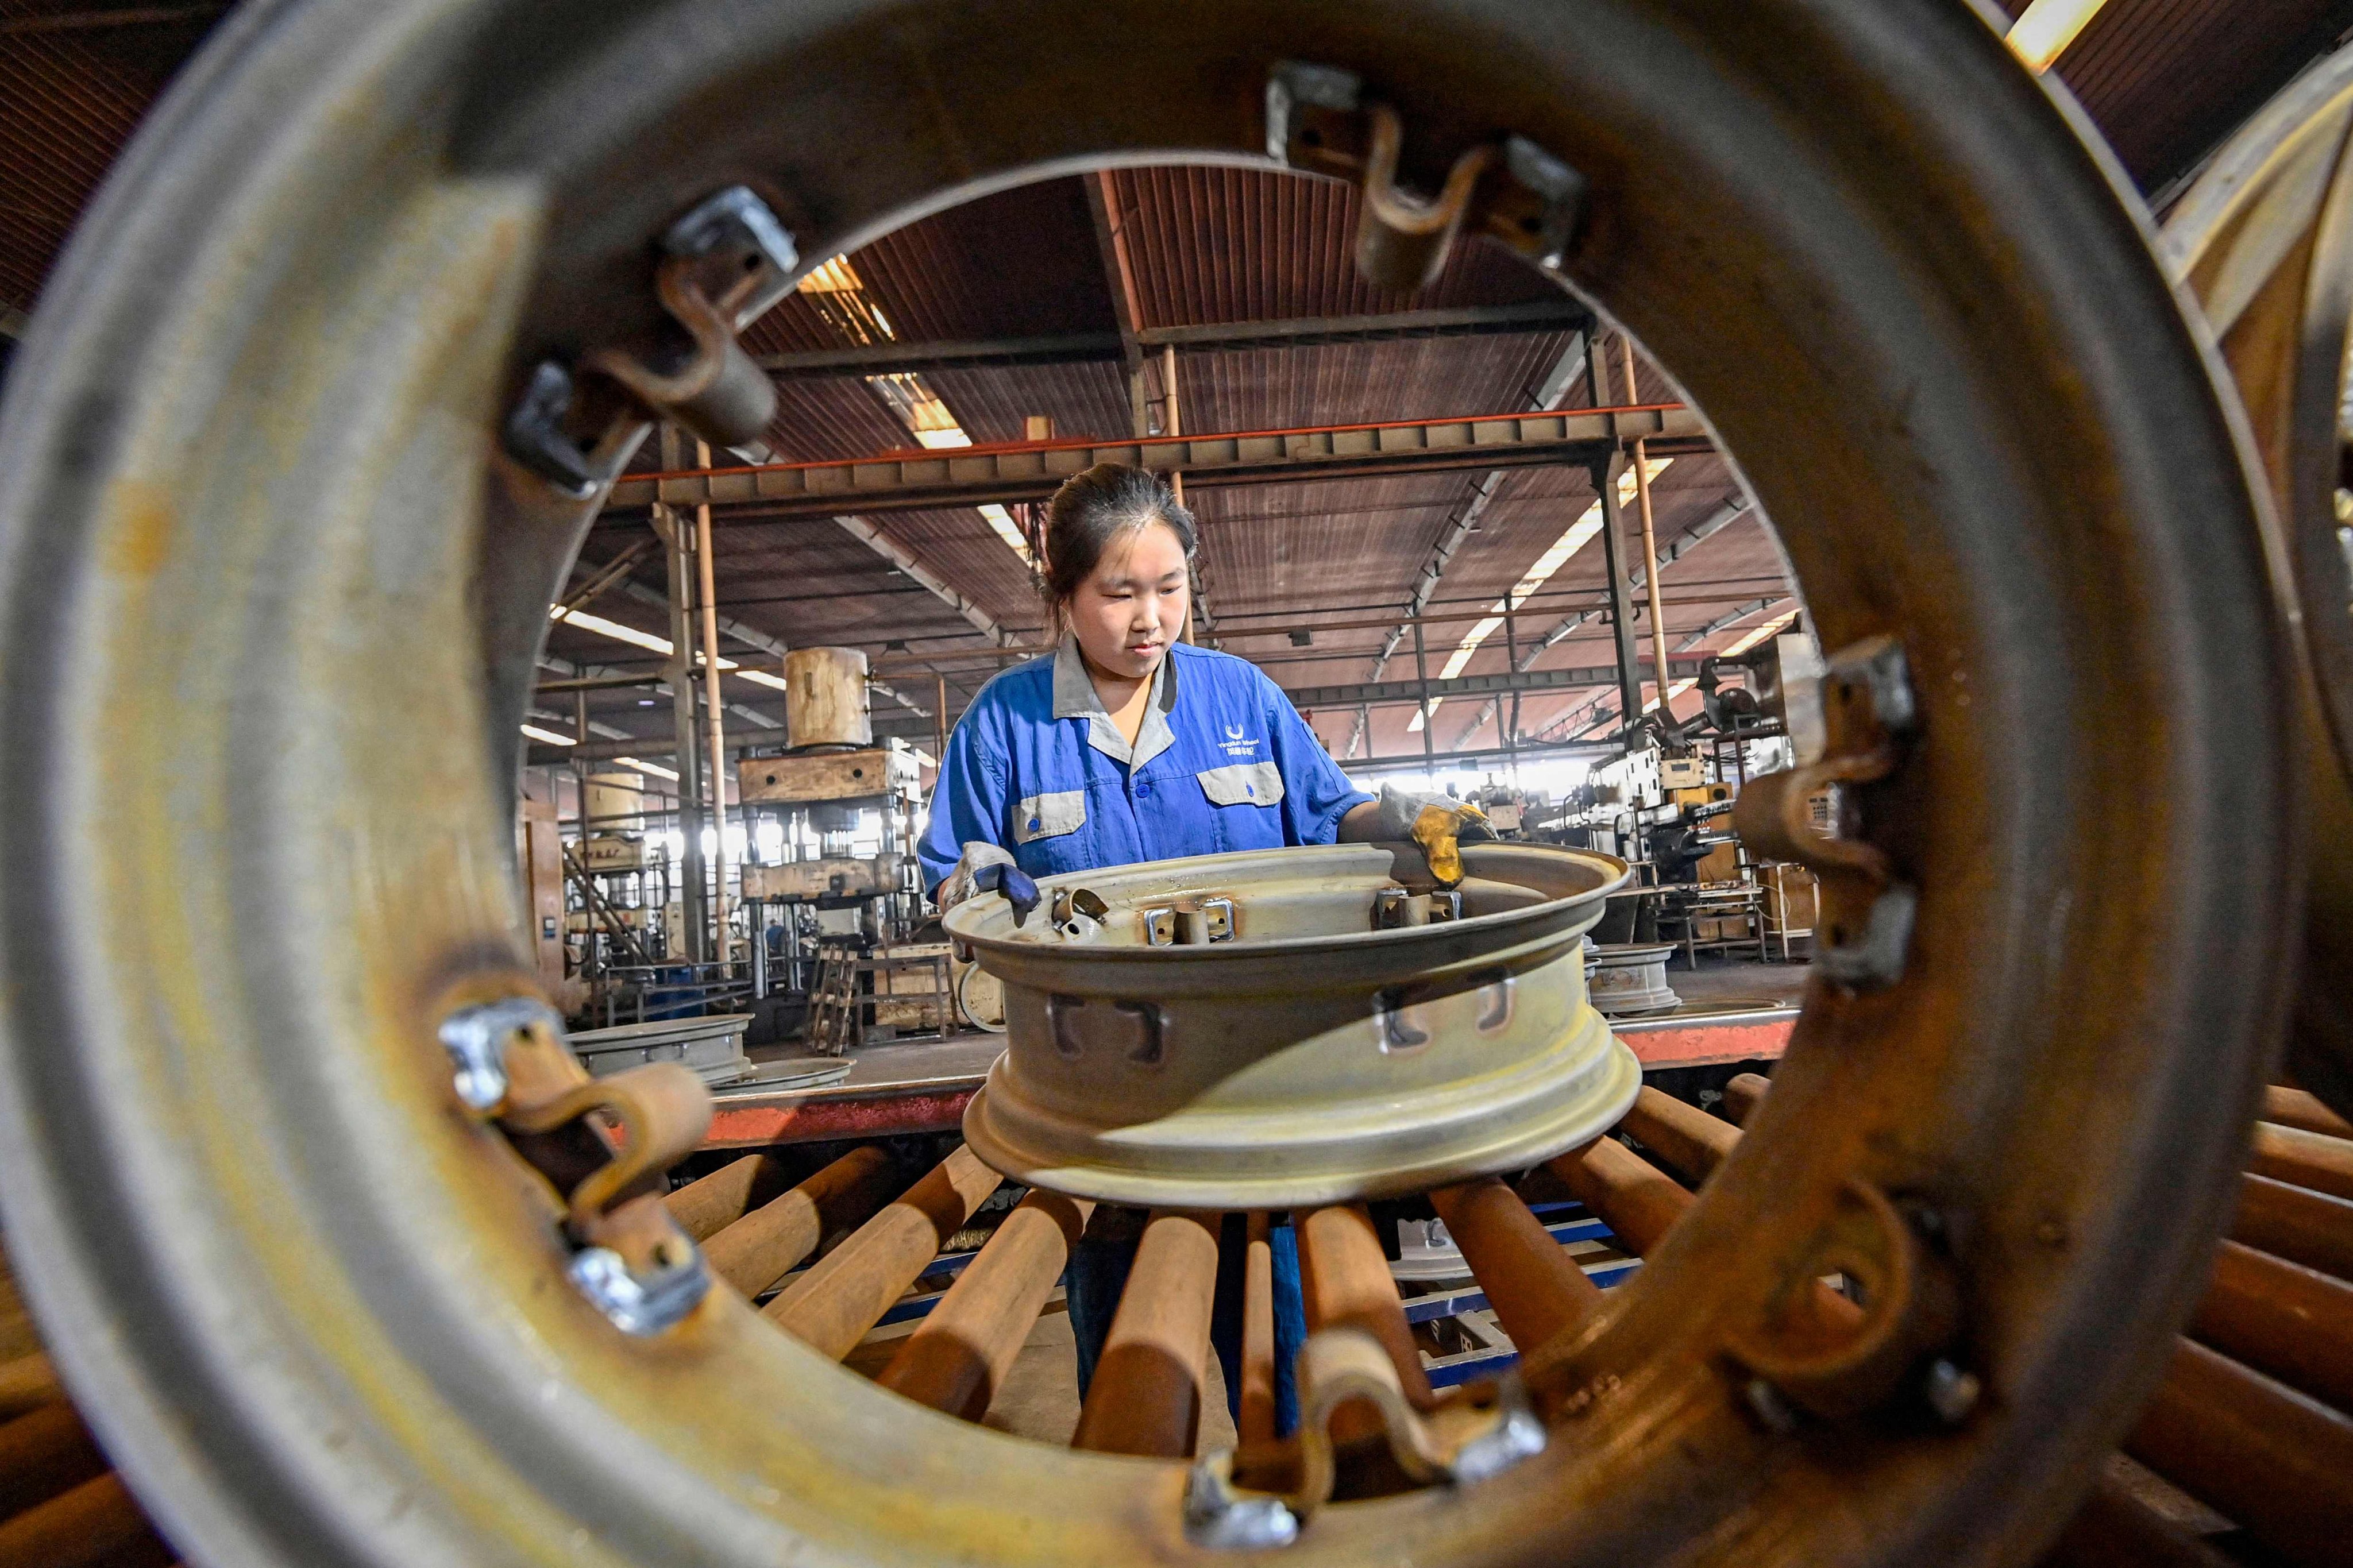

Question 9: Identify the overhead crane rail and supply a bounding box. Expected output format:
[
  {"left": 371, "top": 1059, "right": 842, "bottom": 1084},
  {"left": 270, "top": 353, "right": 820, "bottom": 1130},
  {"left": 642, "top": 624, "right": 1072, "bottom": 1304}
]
[{"left": 603, "top": 401, "right": 1705, "bottom": 519}]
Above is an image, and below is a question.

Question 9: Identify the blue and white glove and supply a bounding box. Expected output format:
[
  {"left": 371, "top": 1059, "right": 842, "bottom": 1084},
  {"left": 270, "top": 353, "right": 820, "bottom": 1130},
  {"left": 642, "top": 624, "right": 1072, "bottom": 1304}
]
[{"left": 939, "top": 841, "right": 1041, "bottom": 927}]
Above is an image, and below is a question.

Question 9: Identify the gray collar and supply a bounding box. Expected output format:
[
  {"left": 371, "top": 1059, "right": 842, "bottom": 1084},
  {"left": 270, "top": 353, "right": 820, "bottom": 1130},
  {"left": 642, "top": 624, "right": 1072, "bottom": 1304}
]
[{"left": 1053, "top": 636, "right": 1179, "bottom": 770}]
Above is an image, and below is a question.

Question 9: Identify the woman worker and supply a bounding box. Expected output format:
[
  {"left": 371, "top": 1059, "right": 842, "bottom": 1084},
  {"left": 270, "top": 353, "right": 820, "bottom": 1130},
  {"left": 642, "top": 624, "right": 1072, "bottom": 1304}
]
[{"left": 917, "top": 462, "right": 1490, "bottom": 1435}]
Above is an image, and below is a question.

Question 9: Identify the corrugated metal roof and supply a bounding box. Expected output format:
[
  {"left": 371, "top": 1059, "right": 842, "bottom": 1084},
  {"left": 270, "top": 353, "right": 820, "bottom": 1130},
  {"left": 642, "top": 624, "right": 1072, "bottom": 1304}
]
[
  {"left": 921, "top": 360, "right": 1133, "bottom": 445},
  {"left": 740, "top": 178, "right": 1116, "bottom": 357},
  {"left": 1171, "top": 330, "right": 1583, "bottom": 435},
  {"left": 1106, "top": 165, "right": 1559, "bottom": 329},
  {"left": 762, "top": 378, "right": 917, "bottom": 463},
  {"left": 0, "top": 26, "right": 152, "bottom": 309},
  {"left": 2055, "top": 0, "right": 2353, "bottom": 184},
  {"left": 7, "top": 5, "right": 2344, "bottom": 760}
]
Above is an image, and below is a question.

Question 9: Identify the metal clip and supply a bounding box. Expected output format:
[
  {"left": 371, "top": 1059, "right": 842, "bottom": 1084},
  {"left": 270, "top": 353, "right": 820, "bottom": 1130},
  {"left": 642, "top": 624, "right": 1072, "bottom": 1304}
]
[
  {"left": 1375, "top": 888, "right": 1436, "bottom": 928},
  {"left": 1200, "top": 896, "right": 1237, "bottom": 941},
  {"left": 1142, "top": 907, "right": 1177, "bottom": 946},
  {"left": 1498, "top": 136, "right": 1587, "bottom": 270},
  {"left": 499, "top": 360, "right": 629, "bottom": 498},
  {"left": 1265, "top": 60, "right": 1363, "bottom": 164},
  {"left": 1264, "top": 64, "right": 1587, "bottom": 288},
  {"left": 661, "top": 184, "right": 799, "bottom": 330},
  {"left": 1730, "top": 635, "right": 1919, "bottom": 991},
  {"left": 437, "top": 988, "right": 716, "bottom": 1336},
  {"left": 1189, "top": 1327, "right": 1548, "bottom": 1543},
  {"left": 436, "top": 994, "right": 560, "bottom": 1113},
  {"left": 568, "top": 1217, "right": 710, "bottom": 1337},
  {"left": 1183, "top": 1451, "right": 1301, "bottom": 1551},
  {"left": 583, "top": 187, "right": 797, "bottom": 451}
]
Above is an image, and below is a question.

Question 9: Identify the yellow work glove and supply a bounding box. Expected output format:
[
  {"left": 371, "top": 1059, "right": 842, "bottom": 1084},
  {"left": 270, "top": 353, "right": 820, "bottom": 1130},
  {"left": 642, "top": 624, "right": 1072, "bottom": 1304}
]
[{"left": 1375, "top": 785, "right": 1494, "bottom": 886}]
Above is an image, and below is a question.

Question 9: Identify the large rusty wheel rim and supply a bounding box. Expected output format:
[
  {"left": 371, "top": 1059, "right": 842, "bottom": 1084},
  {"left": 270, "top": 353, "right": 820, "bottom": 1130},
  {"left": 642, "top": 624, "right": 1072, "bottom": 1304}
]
[{"left": 0, "top": 2, "right": 2300, "bottom": 1566}]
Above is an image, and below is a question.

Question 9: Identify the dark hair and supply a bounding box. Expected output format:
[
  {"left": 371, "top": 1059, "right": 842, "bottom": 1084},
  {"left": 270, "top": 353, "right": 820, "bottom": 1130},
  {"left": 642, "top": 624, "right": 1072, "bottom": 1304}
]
[{"left": 1041, "top": 464, "right": 1197, "bottom": 619}]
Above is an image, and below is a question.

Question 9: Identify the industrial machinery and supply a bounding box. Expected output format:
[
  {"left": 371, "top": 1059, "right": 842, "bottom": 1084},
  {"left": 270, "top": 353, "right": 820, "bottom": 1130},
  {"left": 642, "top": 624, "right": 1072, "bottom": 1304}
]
[
  {"left": 0, "top": 3, "right": 2312, "bottom": 1567},
  {"left": 735, "top": 647, "right": 942, "bottom": 1041}
]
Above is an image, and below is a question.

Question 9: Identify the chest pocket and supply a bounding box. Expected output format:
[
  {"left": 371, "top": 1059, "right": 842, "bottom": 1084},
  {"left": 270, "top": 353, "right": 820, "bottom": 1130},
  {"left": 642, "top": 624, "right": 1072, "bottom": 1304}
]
[
  {"left": 1197, "top": 761, "right": 1284, "bottom": 809},
  {"left": 1012, "top": 789, "right": 1087, "bottom": 845}
]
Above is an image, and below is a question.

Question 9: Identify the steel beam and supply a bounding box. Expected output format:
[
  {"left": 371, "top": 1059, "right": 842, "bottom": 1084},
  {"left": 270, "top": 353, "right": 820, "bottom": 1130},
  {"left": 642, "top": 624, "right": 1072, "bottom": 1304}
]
[
  {"left": 757, "top": 331, "right": 1123, "bottom": 378},
  {"left": 744, "top": 301, "right": 1592, "bottom": 380},
  {"left": 1083, "top": 171, "right": 1153, "bottom": 437},
  {"left": 833, "top": 514, "right": 1018, "bottom": 647},
  {"left": 655, "top": 492, "right": 709, "bottom": 963},
  {"left": 605, "top": 402, "right": 1703, "bottom": 519},
  {"left": 1345, "top": 329, "right": 1592, "bottom": 759},
  {"left": 1284, "top": 659, "right": 1704, "bottom": 712},
  {"left": 1136, "top": 299, "right": 1587, "bottom": 350}
]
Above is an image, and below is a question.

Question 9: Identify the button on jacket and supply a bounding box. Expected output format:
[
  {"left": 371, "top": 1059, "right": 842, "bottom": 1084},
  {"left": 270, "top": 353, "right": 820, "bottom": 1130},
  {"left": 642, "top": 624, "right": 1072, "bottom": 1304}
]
[{"left": 918, "top": 638, "right": 1372, "bottom": 895}]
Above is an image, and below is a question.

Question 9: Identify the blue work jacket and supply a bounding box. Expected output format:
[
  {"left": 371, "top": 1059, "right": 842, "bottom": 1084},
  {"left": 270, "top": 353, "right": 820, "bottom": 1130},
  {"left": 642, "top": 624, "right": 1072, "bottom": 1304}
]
[{"left": 918, "top": 638, "right": 1372, "bottom": 897}]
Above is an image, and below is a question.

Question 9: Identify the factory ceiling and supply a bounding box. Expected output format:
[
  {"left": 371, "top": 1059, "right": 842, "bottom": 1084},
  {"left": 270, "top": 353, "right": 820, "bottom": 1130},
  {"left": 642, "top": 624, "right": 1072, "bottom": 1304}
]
[{"left": 5, "top": 0, "right": 2351, "bottom": 773}]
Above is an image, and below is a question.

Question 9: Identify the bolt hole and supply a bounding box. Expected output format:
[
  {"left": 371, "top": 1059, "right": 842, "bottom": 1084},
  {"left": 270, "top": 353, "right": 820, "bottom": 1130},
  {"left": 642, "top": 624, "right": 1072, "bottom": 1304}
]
[
  {"left": 1827, "top": 924, "right": 1845, "bottom": 944},
  {"left": 742, "top": 253, "right": 761, "bottom": 272},
  {"left": 1302, "top": 128, "right": 1324, "bottom": 147},
  {"left": 1518, "top": 214, "right": 1541, "bottom": 233}
]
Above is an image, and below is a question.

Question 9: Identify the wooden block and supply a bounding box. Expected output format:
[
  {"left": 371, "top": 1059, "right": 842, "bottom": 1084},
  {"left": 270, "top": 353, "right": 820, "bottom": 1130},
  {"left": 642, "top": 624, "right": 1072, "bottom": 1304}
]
[
  {"left": 738, "top": 749, "right": 916, "bottom": 804},
  {"left": 741, "top": 856, "right": 901, "bottom": 901}
]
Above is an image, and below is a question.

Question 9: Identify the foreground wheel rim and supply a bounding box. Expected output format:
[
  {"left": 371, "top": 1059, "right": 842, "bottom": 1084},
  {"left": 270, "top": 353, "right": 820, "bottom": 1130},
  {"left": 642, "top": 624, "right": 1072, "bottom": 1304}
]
[{"left": 0, "top": 2, "right": 2300, "bottom": 1565}]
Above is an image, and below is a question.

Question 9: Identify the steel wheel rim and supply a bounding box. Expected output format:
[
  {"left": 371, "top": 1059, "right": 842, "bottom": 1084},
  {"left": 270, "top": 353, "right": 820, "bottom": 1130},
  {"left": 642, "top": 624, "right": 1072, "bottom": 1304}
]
[{"left": 0, "top": 2, "right": 2300, "bottom": 1565}]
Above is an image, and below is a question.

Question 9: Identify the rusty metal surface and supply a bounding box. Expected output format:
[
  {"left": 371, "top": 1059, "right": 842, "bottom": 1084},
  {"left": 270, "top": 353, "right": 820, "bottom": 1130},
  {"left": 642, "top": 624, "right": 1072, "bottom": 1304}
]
[
  {"left": 2123, "top": 1339, "right": 2353, "bottom": 1565},
  {"left": 952, "top": 841, "right": 1640, "bottom": 1207},
  {"left": 1071, "top": 1209, "right": 1223, "bottom": 1459},
  {"left": 700, "top": 1144, "right": 899, "bottom": 1297},
  {"left": 877, "top": 1189, "right": 1091, "bottom": 1422},
  {"left": 2232, "top": 1172, "right": 2353, "bottom": 1281},
  {"left": 761, "top": 1144, "right": 999, "bottom": 1360},
  {"left": 0, "top": 2, "right": 2300, "bottom": 1567}
]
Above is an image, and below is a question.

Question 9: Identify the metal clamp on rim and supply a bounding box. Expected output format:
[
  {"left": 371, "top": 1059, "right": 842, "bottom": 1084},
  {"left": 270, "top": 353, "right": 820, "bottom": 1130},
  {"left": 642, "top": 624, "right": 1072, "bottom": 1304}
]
[
  {"left": 583, "top": 186, "right": 798, "bottom": 453},
  {"left": 1265, "top": 61, "right": 1588, "bottom": 288},
  {"left": 502, "top": 184, "right": 800, "bottom": 492},
  {"left": 1183, "top": 1326, "right": 1548, "bottom": 1548},
  {"left": 1730, "top": 634, "right": 1920, "bottom": 991},
  {"left": 1140, "top": 897, "right": 1237, "bottom": 945},
  {"left": 435, "top": 991, "right": 716, "bottom": 1337}
]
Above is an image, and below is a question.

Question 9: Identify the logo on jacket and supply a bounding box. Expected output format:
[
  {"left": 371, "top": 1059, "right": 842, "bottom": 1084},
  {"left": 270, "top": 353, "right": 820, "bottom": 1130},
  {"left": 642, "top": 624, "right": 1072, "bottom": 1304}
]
[{"left": 1221, "top": 723, "right": 1259, "bottom": 758}]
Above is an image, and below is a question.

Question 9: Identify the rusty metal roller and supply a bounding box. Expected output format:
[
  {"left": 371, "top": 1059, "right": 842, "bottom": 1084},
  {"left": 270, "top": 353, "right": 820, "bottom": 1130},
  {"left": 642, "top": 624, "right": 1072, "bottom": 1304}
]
[
  {"left": 0, "top": 0, "right": 2300, "bottom": 1564},
  {"left": 948, "top": 841, "right": 1638, "bottom": 1207}
]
